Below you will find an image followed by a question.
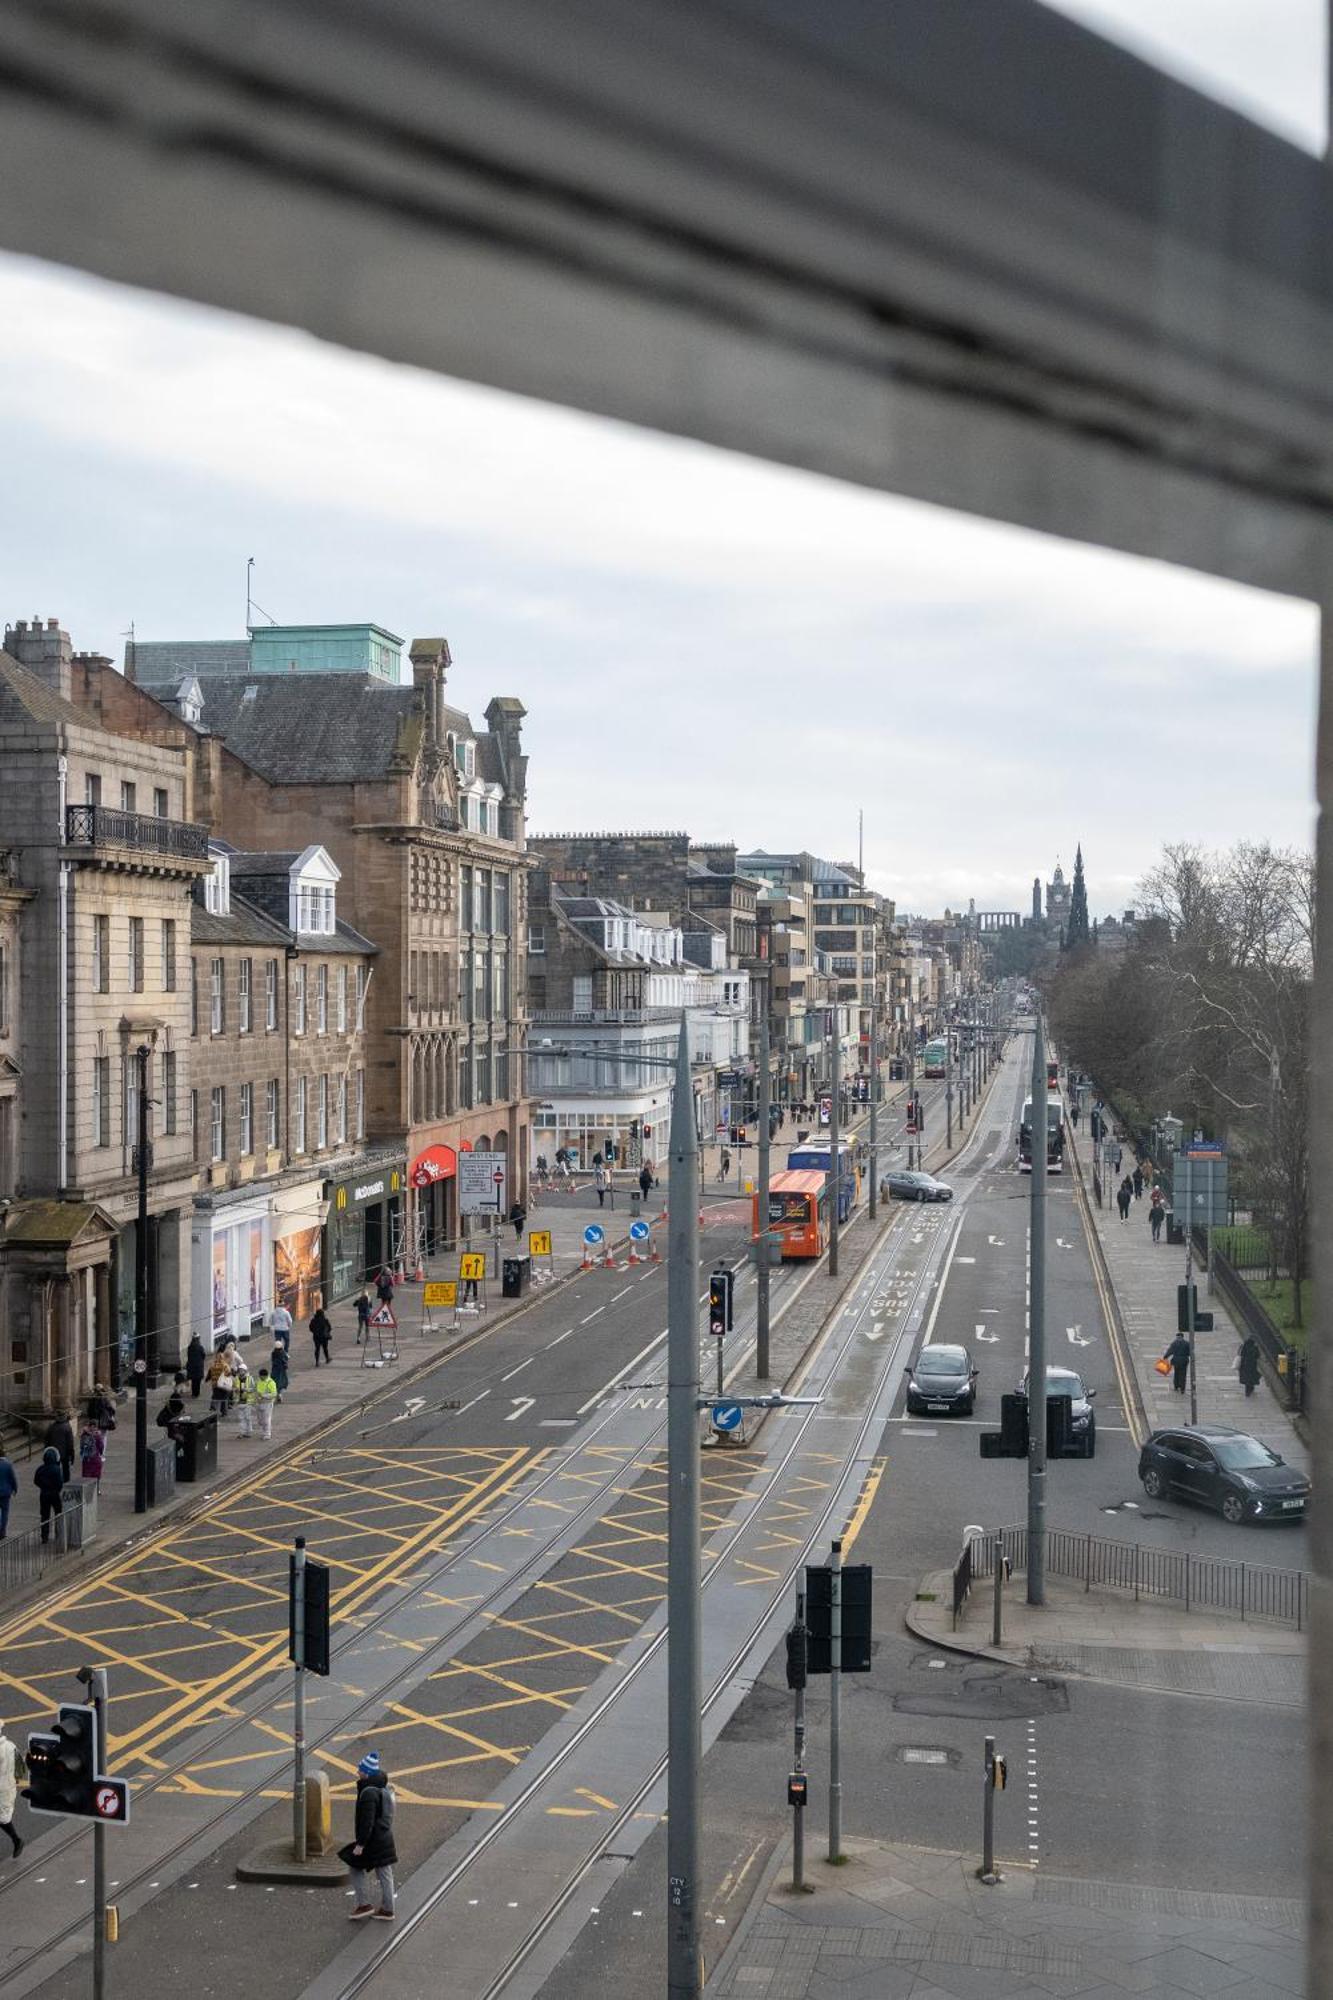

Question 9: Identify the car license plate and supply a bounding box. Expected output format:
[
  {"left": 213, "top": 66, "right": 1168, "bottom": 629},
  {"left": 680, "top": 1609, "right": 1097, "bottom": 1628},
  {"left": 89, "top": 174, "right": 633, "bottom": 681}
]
[
  {"left": 1282, "top": 1498, "right": 1305, "bottom": 1510},
  {"left": 927, "top": 1402, "right": 950, "bottom": 1412}
]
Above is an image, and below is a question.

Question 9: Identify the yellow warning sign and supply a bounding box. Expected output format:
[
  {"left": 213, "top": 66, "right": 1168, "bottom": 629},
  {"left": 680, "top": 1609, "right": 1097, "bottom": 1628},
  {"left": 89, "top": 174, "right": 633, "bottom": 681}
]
[
  {"left": 460, "top": 1253, "right": 487, "bottom": 1281},
  {"left": 423, "top": 1281, "right": 457, "bottom": 1307},
  {"left": 528, "top": 1229, "right": 552, "bottom": 1258}
]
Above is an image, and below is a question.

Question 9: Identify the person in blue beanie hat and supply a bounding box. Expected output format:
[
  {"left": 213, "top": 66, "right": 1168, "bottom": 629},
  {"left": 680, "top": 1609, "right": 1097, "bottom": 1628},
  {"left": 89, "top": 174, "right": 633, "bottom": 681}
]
[{"left": 340, "top": 1751, "right": 397, "bottom": 1921}]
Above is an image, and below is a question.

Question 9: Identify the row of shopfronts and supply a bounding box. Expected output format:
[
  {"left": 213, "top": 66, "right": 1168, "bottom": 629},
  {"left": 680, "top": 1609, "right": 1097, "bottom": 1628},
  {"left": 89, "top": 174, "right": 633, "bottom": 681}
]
[{"left": 193, "top": 1134, "right": 514, "bottom": 1346}]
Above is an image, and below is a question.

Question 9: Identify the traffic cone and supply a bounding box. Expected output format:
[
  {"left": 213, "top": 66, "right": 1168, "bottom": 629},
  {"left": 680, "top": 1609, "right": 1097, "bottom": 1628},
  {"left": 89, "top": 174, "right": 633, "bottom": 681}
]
[
  {"left": 412, "top": 1259, "right": 425, "bottom": 1283},
  {"left": 602, "top": 1245, "right": 616, "bottom": 1270},
  {"left": 627, "top": 1243, "right": 641, "bottom": 1265},
  {"left": 649, "top": 1236, "right": 661, "bottom": 1263},
  {"left": 581, "top": 1246, "right": 593, "bottom": 1269}
]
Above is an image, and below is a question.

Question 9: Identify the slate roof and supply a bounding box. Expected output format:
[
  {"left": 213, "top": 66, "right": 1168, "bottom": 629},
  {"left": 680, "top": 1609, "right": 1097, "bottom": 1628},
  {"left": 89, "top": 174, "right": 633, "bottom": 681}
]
[
  {"left": 191, "top": 892, "right": 376, "bottom": 956},
  {"left": 192, "top": 672, "right": 421, "bottom": 783},
  {"left": 127, "top": 639, "right": 250, "bottom": 687},
  {"left": 0, "top": 650, "right": 90, "bottom": 729}
]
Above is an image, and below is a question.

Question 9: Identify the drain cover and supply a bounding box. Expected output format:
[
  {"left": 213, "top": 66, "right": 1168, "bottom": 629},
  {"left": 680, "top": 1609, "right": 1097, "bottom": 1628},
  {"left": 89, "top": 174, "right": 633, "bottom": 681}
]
[{"left": 898, "top": 1746, "right": 956, "bottom": 1766}]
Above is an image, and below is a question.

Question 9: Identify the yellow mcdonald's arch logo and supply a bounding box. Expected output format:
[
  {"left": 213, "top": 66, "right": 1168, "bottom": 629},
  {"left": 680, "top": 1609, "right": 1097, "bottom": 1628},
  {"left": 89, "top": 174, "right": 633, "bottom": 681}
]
[
  {"left": 336, "top": 1187, "right": 348, "bottom": 1210},
  {"left": 390, "top": 1170, "right": 401, "bottom": 1192}
]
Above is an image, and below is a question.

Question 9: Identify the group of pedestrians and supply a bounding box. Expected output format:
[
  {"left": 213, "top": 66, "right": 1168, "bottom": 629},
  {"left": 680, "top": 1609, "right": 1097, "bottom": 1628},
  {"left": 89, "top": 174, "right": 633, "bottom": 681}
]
[{"left": 0, "top": 1390, "right": 117, "bottom": 1545}]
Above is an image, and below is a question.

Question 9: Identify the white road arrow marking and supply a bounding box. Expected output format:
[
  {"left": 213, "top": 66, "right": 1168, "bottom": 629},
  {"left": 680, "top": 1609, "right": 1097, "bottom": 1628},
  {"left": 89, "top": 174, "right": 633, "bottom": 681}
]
[
  {"left": 1066, "top": 1325, "right": 1091, "bottom": 1346},
  {"left": 505, "top": 1396, "right": 536, "bottom": 1421},
  {"left": 987, "top": 1235, "right": 1005, "bottom": 1247},
  {"left": 867, "top": 1321, "right": 886, "bottom": 1341},
  {"left": 975, "top": 1324, "right": 999, "bottom": 1343}
]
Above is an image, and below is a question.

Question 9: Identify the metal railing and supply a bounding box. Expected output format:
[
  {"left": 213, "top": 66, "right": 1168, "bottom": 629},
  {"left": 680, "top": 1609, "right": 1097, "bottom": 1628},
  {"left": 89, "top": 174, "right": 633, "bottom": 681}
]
[
  {"left": 951, "top": 1538, "right": 974, "bottom": 1626},
  {"left": 1208, "top": 1245, "right": 1308, "bottom": 1415},
  {"left": 0, "top": 1493, "right": 95, "bottom": 1593},
  {"left": 64, "top": 802, "right": 210, "bottom": 860},
  {"left": 968, "top": 1525, "right": 1309, "bottom": 1631}
]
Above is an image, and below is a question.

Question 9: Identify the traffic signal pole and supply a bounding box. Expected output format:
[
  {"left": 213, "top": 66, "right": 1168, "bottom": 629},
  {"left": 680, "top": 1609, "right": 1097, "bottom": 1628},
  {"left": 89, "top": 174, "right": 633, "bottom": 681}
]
[
  {"left": 666, "top": 1021, "right": 702, "bottom": 1998},
  {"left": 829, "top": 1014, "right": 841, "bottom": 1279},
  {"left": 133, "top": 1042, "right": 150, "bottom": 1513},
  {"left": 756, "top": 973, "right": 771, "bottom": 1379},
  {"left": 1028, "top": 1016, "right": 1048, "bottom": 1607},
  {"left": 293, "top": 1535, "right": 308, "bottom": 1862},
  {"left": 90, "top": 1668, "right": 108, "bottom": 2000},
  {"left": 868, "top": 996, "right": 878, "bottom": 1223}
]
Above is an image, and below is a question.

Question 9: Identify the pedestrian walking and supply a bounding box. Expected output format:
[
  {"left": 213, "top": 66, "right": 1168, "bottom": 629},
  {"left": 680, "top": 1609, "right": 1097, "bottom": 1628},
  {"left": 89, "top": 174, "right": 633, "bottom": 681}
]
[
  {"left": 87, "top": 1383, "right": 117, "bottom": 1433},
  {"left": 1162, "top": 1335, "right": 1192, "bottom": 1396},
  {"left": 376, "top": 1266, "right": 395, "bottom": 1308},
  {"left": 186, "top": 1333, "right": 207, "bottom": 1398},
  {"left": 34, "top": 1446, "right": 65, "bottom": 1541},
  {"left": 0, "top": 1717, "right": 24, "bottom": 1859},
  {"left": 1112, "top": 1143, "right": 1123, "bottom": 1174},
  {"left": 719, "top": 1148, "right": 731, "bottom": 1183},
  {"left": 509, "top": 1199, "right": 526, "bottom": 1242},
  {"left": 310, "top": 1306, "right": 333, "bottom": 1366},
  {"left": 594, "top": 1163, "right": 608, "bottom": 1209},
  {"left": 341, "top": 1751, "right": 397, "bottom": 1922},
  {"left": 44, "top": 1411, "right": 75, "bottom": 1485},
  {"left": 253, "top": 1366, "right": 278, "bottom": 1439},
  {"left": 0, "top": 1452, "right": 17, "bottom": 1539},
  {"left": 207, "top": 1346, "right": 233, "bottom": 1417},
  {"left": 269, "top": 1303, "right": 294, "bottom": 1352},
  {"left": 1132, "top": 1165, "right": 1144, "bottom": 1200},
  {"left": 1149, "top": 1203, "right": 1165, "bottom": 1244},
  {"left": 638, "top": 1163, "right": 653, "bottom": 1204},
  {"left": 270, "top": 1338, "right": 290, "bottom": 1400},
  {"left": 355, "top": 1288, "right": 373, "bottom": 1345},
  {"left": 1237, "top": 1335, "right": 1262, "bottom": 1398},
  {"left": 1116, "top": 1178, "right": 1132, "bottom": 1223},
  {"left": 79, "top": 1422, "right": 106, "bottom": 1485},
  {"left": 235, "top": 1371, "right": 257, "bottom": 1438}
]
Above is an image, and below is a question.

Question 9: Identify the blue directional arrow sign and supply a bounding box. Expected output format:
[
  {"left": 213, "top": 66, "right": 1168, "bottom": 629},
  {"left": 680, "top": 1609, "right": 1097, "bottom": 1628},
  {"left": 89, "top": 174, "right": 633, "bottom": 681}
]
[
  {"left": 629, "top": 1219, "right": 650, "bottom": 1241},
  {"left": 711, "top": 1401, "right": 744, "bottom": 1434},
  {"left": 583, "top": 1223, "right": 605, "bottom": 1247}
]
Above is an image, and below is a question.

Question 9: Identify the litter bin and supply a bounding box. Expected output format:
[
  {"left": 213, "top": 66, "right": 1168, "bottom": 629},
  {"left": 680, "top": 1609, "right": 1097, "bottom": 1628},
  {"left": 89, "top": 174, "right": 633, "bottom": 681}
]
[
  {"left": 502, "top": 1254, "right": 531, "bottom": 1300},
  {"left": 147, "top": 1437, "right": 176, "bottom": 1506},
  {"left": 176, "top": 1412, "right": 218, "bottom": 1484}
]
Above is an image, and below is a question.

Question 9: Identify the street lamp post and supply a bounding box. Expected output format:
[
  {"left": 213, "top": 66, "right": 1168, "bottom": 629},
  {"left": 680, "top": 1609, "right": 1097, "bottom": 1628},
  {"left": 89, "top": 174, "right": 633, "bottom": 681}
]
[
  {"left": 1028, "top": 1013, "right": 1048, "bottom": 1606},
  {"left": 829, "top": 1006, "right": 841, "bottom": 1280},
  {"left": 868, "top": 989, "right": 879, "bottom": 1222},
  {"left": 666, "top": 1022, "right": 702, "bottom": 1996}
]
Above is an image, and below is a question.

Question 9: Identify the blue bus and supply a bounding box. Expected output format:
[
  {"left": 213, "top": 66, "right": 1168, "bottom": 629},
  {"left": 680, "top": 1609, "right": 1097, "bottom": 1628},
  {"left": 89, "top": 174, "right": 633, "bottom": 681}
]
[{"left": 786, "top": 1138, "right": 860, "bottom": 1221}]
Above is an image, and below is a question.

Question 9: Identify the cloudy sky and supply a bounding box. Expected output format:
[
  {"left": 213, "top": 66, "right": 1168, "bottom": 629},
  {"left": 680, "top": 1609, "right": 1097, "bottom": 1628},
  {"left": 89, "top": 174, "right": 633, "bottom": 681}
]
[{"left": 0, "top": 0, "right": 1320, "bottom": 919}]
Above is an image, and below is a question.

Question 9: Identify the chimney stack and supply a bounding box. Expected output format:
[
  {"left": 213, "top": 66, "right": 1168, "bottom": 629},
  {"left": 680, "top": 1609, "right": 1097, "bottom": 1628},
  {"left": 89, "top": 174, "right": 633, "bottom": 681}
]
[
  {"left": 5, "top": 616, "right": 74, "bottom": 702},
  {"left": 409, "top": 637, "right": 451, "bottom": 753}
]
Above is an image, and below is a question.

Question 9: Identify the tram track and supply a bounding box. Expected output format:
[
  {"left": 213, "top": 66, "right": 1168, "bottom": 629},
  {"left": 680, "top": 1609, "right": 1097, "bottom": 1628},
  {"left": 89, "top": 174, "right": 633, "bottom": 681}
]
[{"left": 315, "top": 1061, "right": 1011, "bottom": 2000}]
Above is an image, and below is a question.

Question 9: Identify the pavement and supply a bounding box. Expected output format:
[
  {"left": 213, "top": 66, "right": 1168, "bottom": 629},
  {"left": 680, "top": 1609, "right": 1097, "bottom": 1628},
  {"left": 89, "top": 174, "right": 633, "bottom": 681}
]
[
  {"left": 1064, "top": 1110, "right": 1310, "bottom": 1473},
  {"left": 705, "top": 1833, "right": 1304, "bottom": 1998},
  {"left": 0, "top": 1193, "right": 647, "bottom": 1595}
]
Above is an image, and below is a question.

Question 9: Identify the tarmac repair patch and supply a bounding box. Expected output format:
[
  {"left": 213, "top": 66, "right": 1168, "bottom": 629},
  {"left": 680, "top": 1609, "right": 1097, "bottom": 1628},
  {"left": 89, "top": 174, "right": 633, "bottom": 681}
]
[{"left": 893, "top": 1668, "right": 1070, "bottom": 1719}]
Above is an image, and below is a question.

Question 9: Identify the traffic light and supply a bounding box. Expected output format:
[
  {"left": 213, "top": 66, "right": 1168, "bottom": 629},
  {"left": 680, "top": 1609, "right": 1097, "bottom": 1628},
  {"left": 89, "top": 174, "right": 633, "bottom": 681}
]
[
  {"left": 708, "top": 1268, "right": 734, "bottom": 1337},
  {"left": 785, "top": 1620, "right": 807, "bottom": 1690},
  {"left": 24, "top": 1704, "right": 97, "bottom": 1819}
]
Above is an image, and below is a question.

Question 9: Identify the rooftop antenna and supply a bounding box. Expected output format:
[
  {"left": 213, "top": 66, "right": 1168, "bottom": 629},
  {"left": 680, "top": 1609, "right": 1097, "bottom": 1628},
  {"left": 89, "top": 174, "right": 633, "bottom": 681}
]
[
  {"left": 245, "top": 556, "right": 278, "bottom": 629},
  {"left": 123, "top": 620, "right": 135, "bottom": 682}
]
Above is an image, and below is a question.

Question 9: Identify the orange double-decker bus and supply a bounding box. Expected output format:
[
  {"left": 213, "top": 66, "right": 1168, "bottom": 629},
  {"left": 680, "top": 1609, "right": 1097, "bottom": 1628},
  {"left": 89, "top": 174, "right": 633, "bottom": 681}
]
[{"left": 752, "top": 1168, "right": 829, "bottom": 1260}]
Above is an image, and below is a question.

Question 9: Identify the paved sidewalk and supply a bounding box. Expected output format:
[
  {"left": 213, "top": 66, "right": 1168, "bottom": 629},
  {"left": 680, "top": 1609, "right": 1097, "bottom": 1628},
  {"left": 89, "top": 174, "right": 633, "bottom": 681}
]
[
  {"left": 909, "top": 1569, "right": 1305, "bottom": 1705},
  {"left": 705, "top": 1833, "right": 1304, "bottom": 1998},
  {"left": 1, "top": 1197, "right": 638, "bottom": 1589},
  {"left": 1066, "top": 1116, "right": 1309, "bottom": 1473}
]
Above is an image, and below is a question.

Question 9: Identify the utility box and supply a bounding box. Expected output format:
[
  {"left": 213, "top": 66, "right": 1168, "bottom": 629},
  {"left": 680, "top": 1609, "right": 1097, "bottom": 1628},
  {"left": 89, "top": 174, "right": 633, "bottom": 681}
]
[
  {"left": 146, "top": 1438, "right": 176, "bottom": 1506},
  {"left": 176, "top": 1413, "right": 218, "bottom": 1483},
  {"left": 502, "top": 1255, "right": 531, "bottom": 1300}
]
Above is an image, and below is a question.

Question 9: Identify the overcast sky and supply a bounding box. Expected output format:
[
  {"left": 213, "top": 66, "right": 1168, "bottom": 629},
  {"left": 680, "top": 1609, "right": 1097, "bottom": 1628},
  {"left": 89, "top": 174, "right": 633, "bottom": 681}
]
[{"left": 0, "top": 0, "right": 1320, "bottom": 920}]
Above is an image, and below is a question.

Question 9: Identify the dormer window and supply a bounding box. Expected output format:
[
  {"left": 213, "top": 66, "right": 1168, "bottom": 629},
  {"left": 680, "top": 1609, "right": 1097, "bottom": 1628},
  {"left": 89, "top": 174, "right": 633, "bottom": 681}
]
[
  {"left": 455, "top": 737, "right": 475, "bottom": 780},
  {"left": 204, "top": 849, "right": 230, "bottom": 916},
  {"left": 287, "top": 844, "right": 341, "bottom": 935}
]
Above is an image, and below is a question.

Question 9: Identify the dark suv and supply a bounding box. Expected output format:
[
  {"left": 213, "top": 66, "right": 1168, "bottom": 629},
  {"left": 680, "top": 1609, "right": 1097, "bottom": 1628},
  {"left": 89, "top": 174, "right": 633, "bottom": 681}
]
[{"left": 1138, "top": 1425, "right": 1310, "bottom": 1524}]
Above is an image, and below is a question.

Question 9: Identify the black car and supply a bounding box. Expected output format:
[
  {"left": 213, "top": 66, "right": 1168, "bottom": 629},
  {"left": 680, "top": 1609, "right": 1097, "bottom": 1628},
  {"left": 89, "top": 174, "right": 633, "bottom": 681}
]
[
  {"left": 905, "top": 1343, "right": 977, "bottom": 1416},
  {"left": 1016, "top": 1365, "right": 1097, "bottom": 1457},
  {"left": 885, "top": 1170, "right": 953, "bottom": 1203},
  {"left": 1138, "top": 1425, "right": 1310, "bottom": 1524}
]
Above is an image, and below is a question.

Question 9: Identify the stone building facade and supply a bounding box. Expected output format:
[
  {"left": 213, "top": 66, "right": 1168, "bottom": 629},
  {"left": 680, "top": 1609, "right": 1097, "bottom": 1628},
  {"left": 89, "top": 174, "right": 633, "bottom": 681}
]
[
  {"left": 0, "top": 620, "right": 209, "bottom": 1413},
  {"left": 129, "top": 629, "right": 531, "bottom": 1257},
  {"left": 188, "top": 843, "right": 382, "bottom": 1344}
]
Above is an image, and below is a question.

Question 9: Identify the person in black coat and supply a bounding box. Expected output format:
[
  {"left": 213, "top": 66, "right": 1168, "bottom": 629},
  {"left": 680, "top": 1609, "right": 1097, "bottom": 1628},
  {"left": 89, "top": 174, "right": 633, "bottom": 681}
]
[
  {"left": 185, "top": 1335, "right": 207, "bottom": 1399},
  {"left": 44, "top": 1412, "right": 75, "bottom": 1484},
  {"left": 309, "top": 1307, "right": 333, "bottom": 1366},
  {"left": 1237, "top": 1336, "right": 1262, "bottom": 1398},
  {"left": 344, "top": 1751, "right": 397, "bottom": 1920},
  {"left": 34, "top": 1446, "right": 65, "bottom": 1542},
  {"left": 1162, "top": 1335, "right": 1192, "bottom": 1396}
]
